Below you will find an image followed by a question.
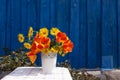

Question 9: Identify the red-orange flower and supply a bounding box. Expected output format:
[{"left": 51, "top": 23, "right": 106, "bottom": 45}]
[
  {"left": 27, "top": 42, "right": 41, "bottom": 63},
  {"left": 27, "top": 33, "right": 51, "bottom": 63},
  {"left": 31, "top": 41, "right": 41, "bottom": 53},
  {"left": 32, "top": 33, "right": 51, "bottom": 50},
  {"left": 63, "top": 40, "right": 74, "bottom": 53},
  {"left": 18, "top": 27, "right": 74, "bottom": 64},
  {"left": 26, "top": 51, "right": 37, "bottom": 64},
  {"left": 33, "top": 33, "right": 42, "bottom": 42},
  {"left": 39, "top": 37, "right": 51, "bottom": 48},
  {"left": 56, "top": 32, "right": 68, "bottom": 43}
]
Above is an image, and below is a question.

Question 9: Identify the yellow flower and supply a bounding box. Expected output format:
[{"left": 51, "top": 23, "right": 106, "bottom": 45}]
[
  {"left": 58, "top": 46, "right": 63, "bottom": 54},
  {"left": 39, "top": 28, "right": 48, "bottom": 37},
  {"left": 28, "top": 26, "right": 33, "bottom": 40},
  {"left": 53, "top": 46, "right": 63, "bottom": 54},
  {"left": 50, "top": 47, "right": 58, "bottom": 53},
  {"left": 24, "top": 42, "right": 31, "bottom": 49},
  {"left": 41, "top": 49, "right": 49, "bottom": 54},
  {"left": 18, "top": 34, "right": 24, "bottom": 43},
  {"left": 50, "top": 27, "right": 60, "bottom": 36}
]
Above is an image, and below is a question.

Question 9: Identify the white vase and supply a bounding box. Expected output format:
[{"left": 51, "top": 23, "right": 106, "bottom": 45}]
[{"left": 41, "top": 52, "right": 57, "bottom": 74}]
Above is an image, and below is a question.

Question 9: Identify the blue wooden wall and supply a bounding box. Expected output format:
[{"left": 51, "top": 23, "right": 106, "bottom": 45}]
[{"left": 0, "top": 0, "right": 120, "bottom": 69}]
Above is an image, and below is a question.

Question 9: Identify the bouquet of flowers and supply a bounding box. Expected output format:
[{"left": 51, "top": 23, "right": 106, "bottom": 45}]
[{"left": 18, "top": 27, "right": 74, "bottom": 64}]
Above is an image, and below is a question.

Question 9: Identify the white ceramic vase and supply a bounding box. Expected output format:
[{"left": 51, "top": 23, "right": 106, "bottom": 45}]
[{"left": 41, "top": 52, "right": 57, "bottom": 74}]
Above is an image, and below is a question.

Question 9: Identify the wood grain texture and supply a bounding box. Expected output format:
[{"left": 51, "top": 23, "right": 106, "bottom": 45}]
[
  {"left": 102, "top": 0, "right": 117, "bottom": 69},
  {"left": 79, "top": 0, "right": 87, "bottom": 68},
  {"left": 1, "top": 67, "right": 72, "bottom": 80},
  {"left": 87, "top": 0, "right": 101, "bottom": 68},
  {"left": 118, "top": 0, "right": 120, "bottom": 68},
  {"left": 10, "top": 0, "right": 21, "bottom": 50},
  {"left": 0, "top": 0, "right": 7, "bottom": 55},
  {"left": 40, "top": 0, "right": 50, "bottom": 28},
  {"left": 69, "top": 0, "right": 80, "bottom": 69},
  {"left": 0, "top": 0, "right": 119, "bottom": 69}
]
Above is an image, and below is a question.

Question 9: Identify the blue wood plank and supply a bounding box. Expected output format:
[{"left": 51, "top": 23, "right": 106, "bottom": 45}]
[
  {"left": 10, "top": 0, "right": 21, "bottom": 50},
  {"left": 64, "top": 0, "right": 71, "bottom": 35},
  {"left": 118, "top": 0, "right": 120, "bottom": 68},
  {"left": 21, "top": 0, "right": 28, "bottom": 34},
  {"left": 35, "top": 0, "right": 41, "bottom": 30},
  {"left": 112, "top": 0, "right": 118, "bottom": 68},
  {"left": 50, "top": 0, "right": 56, "bottom": 27},
  {"left": 79, "top": 0, "right": 87, "bottom": 68},
  {"left": 56, "top": 0, "right": 65, "bottom": 31},
  {"left": 20, "top": 0, "right": 30, "bottom": 50},
  {"left": 0, "top": 0, "right": 6, "bottom": 55},
  {"left": 69, "top": 0, "right": 80, "bottom": 69},
  {"left": 119, "top": 20, "right": 120, "bottom": 68},
  {"left": 27, "top": 0, "right": 37, "bottom": 29},
  {"left": 40, "top": 0, "right": 50, "bottom": 28},
  {"left": 87, "top": 0, "right": 101, "bottom": 68},
  {"left": 102, "top": 0, "right": 117, "bottom": 69},
  {"left": 97, "top": 0, "right": 102, "bottom": 68},
  {"left": 0, "top": 32, "right": 6, "bottom": 56},
  {"left": 6, "top": 0, "right": 12, "bottom": 51}
]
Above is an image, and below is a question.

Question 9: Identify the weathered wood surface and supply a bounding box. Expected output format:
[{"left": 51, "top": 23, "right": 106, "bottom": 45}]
[
  {"left": 0, "top": 0, "right": 119, "bottom": 69},
  {"left": 103, "top": 70, "right": 120, "bottom": 80},
  {"left": 1, "top": 67, "right": 72, "bottom": 80},
  {"left": 2, "top": 69, "right": 120, "bottom": 80}
]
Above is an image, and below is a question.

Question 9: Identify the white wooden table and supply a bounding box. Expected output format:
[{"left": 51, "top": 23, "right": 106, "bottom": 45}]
[{"left": 1, "top": 67, "right": 72, "bottom": 80}]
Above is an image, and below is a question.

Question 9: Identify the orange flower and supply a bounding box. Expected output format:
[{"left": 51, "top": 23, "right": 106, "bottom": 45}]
[
  {"left": 27, "top": 51, "right": 37, "bottom": 64},
  {"left": 38, "top": 37, "right": 51, "bottom": 49},
  {"left": 31, "top": 41, "right": 41, "bottom": 53},
  {"left": 63, "top": 40, "right": 74, "bottom": 53},
  {"left": 56, "top": 32, "right": 68, "bottom": 43},
  {"left": 18, "top": 27, "right": 74, "bottom": 64},
  {"left": 31, "top": 33, "right": 51, "bottom": 52},
  {"left": 33, "top": 33, "right": 42, "bottom": 42}
]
